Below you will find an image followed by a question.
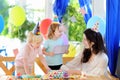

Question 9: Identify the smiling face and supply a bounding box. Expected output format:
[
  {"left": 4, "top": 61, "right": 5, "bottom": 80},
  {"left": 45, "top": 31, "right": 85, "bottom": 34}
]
[{"left": 54, "top": 27, "right": 62, "bottom": 38}]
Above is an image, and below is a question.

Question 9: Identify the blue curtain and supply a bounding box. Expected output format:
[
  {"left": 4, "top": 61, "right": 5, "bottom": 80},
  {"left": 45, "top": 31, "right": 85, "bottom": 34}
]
[
  {"left": 106, "top": 0, "right": 120, "bottom": 76},
  {"left": 78, "top": 0, "right": 92, "bottom": 24},
  {"left": 53, "top": 0, "right": 69, "bottom": 22}
]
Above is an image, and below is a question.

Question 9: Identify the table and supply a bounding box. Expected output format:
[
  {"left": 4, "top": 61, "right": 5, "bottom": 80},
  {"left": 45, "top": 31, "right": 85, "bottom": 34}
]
[{"left": 0, "top": 57, "right": 74, "bottom": 75}]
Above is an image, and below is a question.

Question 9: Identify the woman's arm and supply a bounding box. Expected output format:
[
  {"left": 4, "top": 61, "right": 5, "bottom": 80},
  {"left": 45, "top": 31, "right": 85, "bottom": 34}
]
[
  {"left": 61, "top": 53, "right": 82, "bottom": 71},
  {"left": 85, "top": 53, "right": 108, "bottom": 76},
  {"left": 67, "top": 69, "right": 81, "bottom": 75},
  {"left": 42, "top": 48, "right": 54, "bottom": 56}
]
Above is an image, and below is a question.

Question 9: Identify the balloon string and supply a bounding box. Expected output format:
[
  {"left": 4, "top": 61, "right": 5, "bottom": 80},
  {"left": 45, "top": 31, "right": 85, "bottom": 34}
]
[
  {"left": 18, "top": 27, "right": 20, "bottom": 38},
  {"left": 18, "top": 26, "right": 22, "bottom": 39}
]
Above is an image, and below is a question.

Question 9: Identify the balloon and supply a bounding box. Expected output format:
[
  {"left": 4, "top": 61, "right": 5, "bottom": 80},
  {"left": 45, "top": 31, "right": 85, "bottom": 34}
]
[
  {"left": 61, "top": 33, "right": 69, "bottom": 45},
  {"left": 63, "top": 43, "right": 76, "bottom": 57},
  {"left": 0, "top": 15, "right": 4, "bottom": 33},
  {"left": 40, "top": 18, "right": 52, "bottom": 39},
  {"left": 87, "top": 16, "right": 106, "bottom": 36},
  {"left": 9, "top": 6, "right": 26, "bottom": 26}
]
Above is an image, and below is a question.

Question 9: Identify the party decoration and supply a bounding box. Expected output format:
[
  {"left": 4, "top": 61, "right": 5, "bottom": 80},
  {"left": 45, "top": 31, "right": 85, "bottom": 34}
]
[
  {"left": 61, "top": 33, "right": 69, "bottom": 45},
  {"left": 63, "top": 43, "right": 76, "bottom": 57},
  {"left": 80, "top": 7, "right": 87, "bottom": 16},
  {"left": 0, "top": 15, "right": 4, "bottom": 33},
  {"left": 70, "top": 16, "right": 77, "bottom": 22},
  {"left": 52, "top": 15, "right": 60, "bottom": 24},
  {"left": 87, "top": 16, "right": 106, "bottom": 36},
  {"left": 40, "top": 18, "right": 52, "bottom": 39},
  {"left": 91, "top": 21, "right": 99, "bottom": 32},
  {"left": 33, "top": 22, "right": 41, "bottom": 35},
  {"left": 59, "top": 23, "right": 68, "bottom": 45},
  {"left": 9, "top": 6, "right": 26, "bottom": 26}
]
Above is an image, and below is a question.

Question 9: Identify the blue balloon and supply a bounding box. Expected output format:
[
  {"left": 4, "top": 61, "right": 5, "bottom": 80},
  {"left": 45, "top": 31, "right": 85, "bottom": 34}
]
[
  {"left": 87, "top": 16, "right": 106, "bottom": 37},
  {"left": 0, "top": 15, "right": 4, "bottom": 33}
]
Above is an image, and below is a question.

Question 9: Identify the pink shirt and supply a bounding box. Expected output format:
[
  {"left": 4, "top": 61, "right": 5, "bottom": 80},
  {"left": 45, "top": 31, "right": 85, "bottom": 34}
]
[{"left": 15, "top": 43, "right": 42, "bottom": 67}]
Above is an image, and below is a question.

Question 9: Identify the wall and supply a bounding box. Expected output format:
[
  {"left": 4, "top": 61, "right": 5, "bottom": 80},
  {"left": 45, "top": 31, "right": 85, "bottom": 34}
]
[{"left": 92, "top": 0, "right": 106, "bottom": 19}]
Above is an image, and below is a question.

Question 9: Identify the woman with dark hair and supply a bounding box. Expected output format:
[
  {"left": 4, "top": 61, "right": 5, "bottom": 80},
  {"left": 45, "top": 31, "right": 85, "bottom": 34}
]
[{"left": 61, "top": 28, "right": 108, "bottom": 76}]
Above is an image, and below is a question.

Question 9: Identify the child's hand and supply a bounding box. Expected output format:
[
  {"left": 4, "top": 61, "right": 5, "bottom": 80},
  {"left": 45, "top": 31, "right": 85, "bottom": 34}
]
[
  {"left": 65, "top": 50, "right": 69, "bottom": 54},
  {"left": 49, "top": 52, "right": 54, "bottom": 56},
  {"left": 46, "top": 67, "right": 51, "bottom": 73}
]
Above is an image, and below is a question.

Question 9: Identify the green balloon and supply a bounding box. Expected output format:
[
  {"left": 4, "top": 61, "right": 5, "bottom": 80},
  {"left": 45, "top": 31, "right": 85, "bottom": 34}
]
[{"left": 9, "top": 6, "right": 26, "bottom": 26}]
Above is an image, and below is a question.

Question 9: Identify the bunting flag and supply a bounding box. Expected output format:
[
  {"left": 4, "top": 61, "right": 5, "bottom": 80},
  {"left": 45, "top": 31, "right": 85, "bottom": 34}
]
[
  {"left": 53, "top": 0, "right": 69, "bottom": 22},
  {"left": 78, "top": 0, "right": 92, "bottom": 24},
  {"left": 80, "top": 6, "right": 87, "bottom": 16}
]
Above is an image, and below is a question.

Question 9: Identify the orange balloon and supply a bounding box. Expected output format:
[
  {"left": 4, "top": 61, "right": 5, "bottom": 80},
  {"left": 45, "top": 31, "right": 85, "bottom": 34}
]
[{"left": 40, "top": 18, "right": 52, "bottom": 39}]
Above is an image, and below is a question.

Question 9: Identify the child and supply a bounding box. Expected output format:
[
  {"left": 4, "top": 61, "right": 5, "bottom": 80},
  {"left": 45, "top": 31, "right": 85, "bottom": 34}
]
[
  {"left": 42, "top": 16, "right": 68, "bottom": 70},
  {"left": 15, "top": 23, "right": 50, "bottom": 75}
]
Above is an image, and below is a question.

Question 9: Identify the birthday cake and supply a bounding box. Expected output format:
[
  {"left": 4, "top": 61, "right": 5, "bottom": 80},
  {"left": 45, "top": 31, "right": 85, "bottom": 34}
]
[{"left": 42, "top": 70, "right": 84, "bottom": 80}]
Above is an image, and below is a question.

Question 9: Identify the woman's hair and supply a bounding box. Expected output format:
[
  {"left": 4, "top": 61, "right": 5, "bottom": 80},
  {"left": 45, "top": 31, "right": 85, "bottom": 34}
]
[
  {"left": 81, "top": 28, "right": 106, "bottom": 63},
  {"left": 47, "top": 23, "right": 60, "bottom": 39},
  {"left": 27, "top": 31, "right": 43, "bottom": 43}
]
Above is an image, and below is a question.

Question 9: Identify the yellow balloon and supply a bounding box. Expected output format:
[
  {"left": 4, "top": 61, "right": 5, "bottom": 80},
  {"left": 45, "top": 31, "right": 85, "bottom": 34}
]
[
  {"left": 9, "top": 6, "right": 26, "bottom": 26},
  {"left": 63, "top": 43, "right": 76, "bottom": 57}
]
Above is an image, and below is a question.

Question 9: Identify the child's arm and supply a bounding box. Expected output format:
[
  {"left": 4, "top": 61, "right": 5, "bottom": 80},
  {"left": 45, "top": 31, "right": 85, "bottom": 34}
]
[
  {"left": 22, "top": 58, "right": 30, "bottom": 75},
  {"left": 65, "top": 50, "right": 69, "bottom": 54},
  {"left": 42, "top": 48, "right": 54, "bottom": 56},
  {"left": 39, "top": 55, "right": 51, "bottom": 73}
]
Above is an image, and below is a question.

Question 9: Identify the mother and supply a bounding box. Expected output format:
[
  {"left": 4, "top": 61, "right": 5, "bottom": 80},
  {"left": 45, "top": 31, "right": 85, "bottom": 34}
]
[{"left": 61, "top": 28, "right": 108, "bottom": 76}]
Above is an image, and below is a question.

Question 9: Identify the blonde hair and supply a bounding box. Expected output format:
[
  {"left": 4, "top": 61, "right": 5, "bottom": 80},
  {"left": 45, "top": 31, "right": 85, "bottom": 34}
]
[
  {"left": 27, "top": 31, "right": 43, "bottom": 43},
  {"left": 47, "top": 23, "right": 60, "bottom": 39}
]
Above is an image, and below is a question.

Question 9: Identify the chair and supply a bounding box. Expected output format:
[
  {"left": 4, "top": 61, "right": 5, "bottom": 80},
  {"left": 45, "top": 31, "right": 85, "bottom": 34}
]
[{"left": 0, "top": 48, "right": 8, "bottom": 68}]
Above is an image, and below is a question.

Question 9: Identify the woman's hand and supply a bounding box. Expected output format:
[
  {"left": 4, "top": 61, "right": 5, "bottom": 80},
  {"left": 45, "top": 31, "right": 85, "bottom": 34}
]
[{"left": 67, "top": 70, "right": 81, "bottom": 75}]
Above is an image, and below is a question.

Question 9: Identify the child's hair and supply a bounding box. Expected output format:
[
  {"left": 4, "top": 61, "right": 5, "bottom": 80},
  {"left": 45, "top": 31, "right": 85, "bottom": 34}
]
[
  {"left": 47, "top": 23, "right": 60, "bottom": 39},
  {"left": 27, "top": 31, "right": 43, "bottom": 43}
]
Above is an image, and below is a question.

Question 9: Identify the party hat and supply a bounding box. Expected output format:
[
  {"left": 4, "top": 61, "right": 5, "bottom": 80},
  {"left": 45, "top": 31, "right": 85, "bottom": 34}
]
[
  {"left": 91, "top": 21, "right": 99, "bottom": 32},
  {"left": 33, "top": 22, "right": 40, "bottom": 35},
  {"left": 52, "top": 15, "right": 60, "bottom": 24}
]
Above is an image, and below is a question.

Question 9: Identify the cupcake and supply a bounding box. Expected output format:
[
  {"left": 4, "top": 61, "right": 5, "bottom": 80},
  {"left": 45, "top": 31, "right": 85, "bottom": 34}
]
[
  {"left": 34, "top": 75, "right": 42, "bottom": 80},
  {"left": 63, "top": 71, "right": 69, "bottom": 80}
]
